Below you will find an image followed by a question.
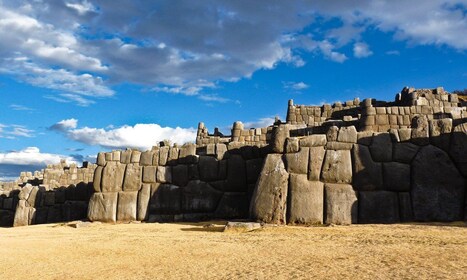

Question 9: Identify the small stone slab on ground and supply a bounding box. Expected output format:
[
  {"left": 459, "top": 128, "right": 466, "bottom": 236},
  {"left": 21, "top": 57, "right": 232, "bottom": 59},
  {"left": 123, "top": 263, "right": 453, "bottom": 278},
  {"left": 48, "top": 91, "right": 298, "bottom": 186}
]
[{"left": 223, "top": 221, "right": 261, "bottom": 233}]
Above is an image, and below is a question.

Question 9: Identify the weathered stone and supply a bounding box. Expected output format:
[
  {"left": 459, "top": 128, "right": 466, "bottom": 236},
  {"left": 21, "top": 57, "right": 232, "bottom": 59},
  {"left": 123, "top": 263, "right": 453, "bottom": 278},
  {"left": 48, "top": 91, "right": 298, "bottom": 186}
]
[
  {"left": 324, "top": 184, "right": 358, "bottom": 225},
  {"left": 156, "top": 166, "right": 172, "bottom": 183},
  {"left": 101, "top": 161, "right": 125, "bottom": 192},
  {"left": 0, "top": 210, "right": 14, "bottom": 227},
  {"left": 449, "top": 123, "right": 467, "bottom": 176},
  {"left": 88, "top": 192, "right": 118, "bottom": 223},
  {"left": 215, "top": 192, "right": 249, "bottom": 219},
  {"left": 321, "top": 150, "right": 352, "bottom": 184},
  {"left": 206, "top": 143, "right": 216, "bottom": 155},
  {"left": 308, "top": 146, "right": 325, "bottom": 181},
  {"left": 299, "top": 134, "right": 327, "bottom": 147},
  {"left": 158, "top": 146, "right": 169, "bottom": 165},
  {"left": 149, "top": 184, "right": 181, "bottom": 214},
  {"left": 369, "top": 133, "right": 392, "bottom": 162},
  {"left": 383, "top": 162, "right": 410, "bottom": 191},
  {"left": 326, "top": 126, "right": 339, "bottom": 142},
  {"left": 112, "top": 150, "right": 121, "bottom": 162},
  {"left": 137, "top": 184, "right": 151, "bottom": 221},
  {"left": 182, "top": 180, "right": 223, "bottom": 212},
  {"left": 285, "top": 147, "right": 309, "bottom": 174},
  {"left": 93, "top": 166, "right": 103, "bottom": 192},
  {"left": 117, "top": 191, "right": 137, "bottom": 222},
  {"left": 97, "top": 152, "right": 106, "bottom": 166},
  {"left": 120, "top": 150, "right": 132, "bottom": 164},
  {"left": 393, "top": 142, "right": 419, "bottom": 163},
  {"left": 246, "top": 158, "right": 264, "bottom": 184},
  {"left": 13, "top": 200, "right": 30, "bottom": 227},
  {"left": 54, "top": 188, "right": 66, "bottom": 204},
  {"left": 172, "top": 165, "right": 189, "bottom": 187},
  {"left": 357, "top": 131, "right": 373, "bottom": 146},
  {"left": 224, "top": 222, "right": 261, "bottom": 233},
  {"left": 285, "top": 137, "right": 300, "bottom": 153},
  {"left": 398, "top": 192, "right": 414, "bottom": 222},
  {"left": 337, "top": 126, "right": 357, "bottom": 143},
  {"left": 142, "top": 166, "right": 157, "bottom": 183},
  {"left": 44, "top": 191, "right": 55, "bottom": 206},
  {"left": 288, "top": 174, "right": 324, "bottom": 225},
  {"left": 412, "top": 145, "right": 465, "bottom": 221},
  {"left": 130, "top": 150, "right": 141, "bottom": 163},
  {"left": 167, "top": 147, "right": 179, "bottom": 165},
  {"left": 352, "top": 144, "right": 383, "bottom": 191},
  {"left": 250, "top": 154, "right": 289, "bottom": 224},
  {"left": 398, "top": 128, "right": 412, "bottom": 142},
  {"left": 358, "top": 191, "right": 400, "bottom": 223},
  {"left": 272, "top": 125, "right": 290, "bottom": 153},
  {"left": 325, "top": 141, "right": 353, "bottom": 150},
  {"left": 411, "top": 115, "right": 429, "bottom": 145},
  {"left": 215, "top": 143, "right": 228, "bottom": 160},
  {"left": 123, "top": 163, "right": 142, "bottom": 191},
  {"left": 46, "top": 205, "right": 62, "bottom": 223},
  {"left": 18, "top": 184, "right": 33, "bottom": 201},
  {"left": 26, "top": 187, "right": 39, "bottom": 208},
  {"left": 198, "top": 156, "right": 219, "bottom": 181},
  {"left": 226, "top": 155, "right": 247, "bottom": 192},
  {"left": 179, "top": 143, "right": 197, "bottom": 163},
  {"left": 139, "top": 151, "right": 154, "bottom": 166}
]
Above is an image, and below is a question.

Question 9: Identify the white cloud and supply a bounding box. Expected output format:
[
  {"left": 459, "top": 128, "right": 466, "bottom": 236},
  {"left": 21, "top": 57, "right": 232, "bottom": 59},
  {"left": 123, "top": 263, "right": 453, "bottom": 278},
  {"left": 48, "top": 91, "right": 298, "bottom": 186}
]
[
  {"left": 65, "top": 1, "right": 97, "bottom": 16},
  {"left": 9, "top": 104, "right": 33, "bottom": 111},
  {"left": 318, "top": 40, "right": 348, "bottom": 63},
  {"left": 0, "top": 124, "right": 34, "bottom": 139},
  {"left": 51, "top": 119, "right": 197, "bottom": 150},
  {"left": 284, "top": 81, "right": 309, "bottom": 91},
  {"left": 0, "top": 147, "right": 74, "bottom": 166},
  {"left": 353, "top": 42, "right": 373, "bottom": 58},
  {"left": 243, "top": 117, "right": 276, "bottom": 129}
]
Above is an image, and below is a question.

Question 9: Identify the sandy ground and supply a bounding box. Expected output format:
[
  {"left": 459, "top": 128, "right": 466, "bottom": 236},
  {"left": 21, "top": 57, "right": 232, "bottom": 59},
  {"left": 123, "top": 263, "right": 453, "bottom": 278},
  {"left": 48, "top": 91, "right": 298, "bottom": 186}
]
[{"left": 0, "top": 221, "right": 466, "bottom": 280}]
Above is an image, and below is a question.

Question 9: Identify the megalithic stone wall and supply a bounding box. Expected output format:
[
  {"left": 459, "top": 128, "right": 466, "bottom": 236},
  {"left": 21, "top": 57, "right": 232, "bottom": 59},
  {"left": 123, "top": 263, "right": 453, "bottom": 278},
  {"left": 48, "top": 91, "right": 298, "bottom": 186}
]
[
  {"left": 88, "top": 143, "right": 269, "bottom": 223},
  {"left": 250, "top": 122, "right": 466, "bottom": 225}
]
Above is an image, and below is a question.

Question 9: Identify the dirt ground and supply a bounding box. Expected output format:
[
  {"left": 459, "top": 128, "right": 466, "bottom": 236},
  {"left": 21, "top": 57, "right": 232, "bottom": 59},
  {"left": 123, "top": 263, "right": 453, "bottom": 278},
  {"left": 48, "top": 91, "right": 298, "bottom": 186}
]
[{"left": 0, "top": 221, "right": 466, "bottom": 279}]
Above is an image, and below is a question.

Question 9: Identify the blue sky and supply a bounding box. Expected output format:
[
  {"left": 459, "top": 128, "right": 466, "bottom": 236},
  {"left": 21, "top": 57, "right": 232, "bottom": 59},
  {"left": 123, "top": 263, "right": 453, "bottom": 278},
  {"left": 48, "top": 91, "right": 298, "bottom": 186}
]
[{"left": 0, "top": 0, "right": 466, "bottom": 180}]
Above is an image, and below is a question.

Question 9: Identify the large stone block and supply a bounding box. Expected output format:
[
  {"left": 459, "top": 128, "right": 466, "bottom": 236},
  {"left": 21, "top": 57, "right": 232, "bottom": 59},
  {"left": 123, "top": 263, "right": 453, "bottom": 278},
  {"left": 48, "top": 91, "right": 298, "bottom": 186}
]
[
  {"left": 383, "top": 162, "right": 410, "bottom": 191},
  {"left": 93, "top": 166, "right": 103, "bottom": 192},
  {"left": 215, "top": 192, "right": 249, "bottom": 219},
  {"left": 156, "top": 166, "right": 172, "bottom": 183},
  {"left": 120, "top": 150, "right": 132, "bottom": 164},
  {"left": 226, "top": 155, "right": 247, "bottom": 192},
  {"left": 352, "top": 144, "right": 383, "bottom": 191},
  {"left": 337, "top": 126, "right": 357, "bottom": 143},
  {"left": 308, "top": 146, "right": 325, "bottom": 181},
  {"left": 412, "top": 145, "right": 465, "bottom": 221},
  {"left": 399, "top": 192, "right": 414, "bottom": 222},
  {"left": 88, "top": 192, "right": 118, "bottom": 222},
  {"left": 46, "top": 205, "right": 63, "bottom": 223},
  {"left": 198, "top": 156, "right": 219, "bottom": 181},
  {"left": 287, "top": 174, "right": 324, "bottom": 225},
  {"left": 117, "top": 191, "right": 137, "bottom": 222},
  {"left": 158, "top": 146, "right": 169, "bottom": 165},
  {"left": 272, "top": 125, "right": 290, "bottom": 153},
  {"left": 137, "top": 184, "right": 151, "bottom": 221},
  {"left": 13, "top": 200, "right": 30, "bottom": 227},
  {"left": 172, "top": 165, "right": 189, "bottom": 187},
  {"left": 0, "top": 210, "right": 14, "bottom": 227},
  {"left": 285, "top": 147, "right": 309, "bottom": 174},
  {"left": 182, "top": 180, "right": 223, "bottom": 213},
  {"left": 246, "top": 158, "right": 264, "bottom": 184},
  {"left": 449, "top": 123, "right": 467, "bottom": 176},
  {"left": 324, "top": 184, "right": 358, "bottom": 225},
  {"left": 299, "top": 134, "right": 327, "bottom": 147},
  {"left": 142, "top": 166, "right": 157, "bottom": 183},
  {"left": 101, "top": 161, "right": 125, "bottom": 192},
  {"left": 167, "top": 147, "right": 179, "bottom": 165},
  {"left": 321, "top": 150, "right": 352, "bottom": 184},
  {"left": 250, "top": 154, "right": 289, "bottom": 224},
  {"left": 358, "top": 191, "right": 400, "bottom": 223},
  {"left": 123, "top": 163, "right": 142, "bottom": 191},
  {"left": 369, "top": 133, "right": 392, "bottom": 162},
  {"left": 149, "top": 184, "right": 181, "bottom": 214},
  {"left": 63, "top": 201, "right": 88, "bottom": 221},
  {"left": 411, "top": 115, "right": 429, "bottom": 145},
  {"left": 178, "top": 143, "right": 197, "bottom": 164},
  {"left": 139, "top": 151, "right": 154, "bottom": 166},
  {"left": 393, "top": 142, "right": 419, "bottom": 163}
]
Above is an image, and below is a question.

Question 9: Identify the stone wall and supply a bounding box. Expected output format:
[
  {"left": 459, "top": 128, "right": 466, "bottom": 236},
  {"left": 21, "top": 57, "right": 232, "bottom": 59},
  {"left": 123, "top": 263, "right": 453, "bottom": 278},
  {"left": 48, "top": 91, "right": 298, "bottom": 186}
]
[{"left": 196, "top": 121, "right": 274, "bottom": 146}]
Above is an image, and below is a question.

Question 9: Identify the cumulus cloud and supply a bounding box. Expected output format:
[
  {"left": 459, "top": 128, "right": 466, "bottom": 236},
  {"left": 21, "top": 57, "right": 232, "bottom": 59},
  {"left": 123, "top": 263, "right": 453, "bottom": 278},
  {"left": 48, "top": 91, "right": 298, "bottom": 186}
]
[
  {"left": 243, "top": 117, "right": 276, "bottom": 129},
  {"left": 0, "top": 147, "right": 74, "bottom": 166},
  {"left": 283, "top": 81, "right": 309, "bottom": 91},
  {"left": 353, "top": 42, "right": 373, "bottom": 58},
  {"left": 51, "top": 119, "right": 197, "bottom": 150}
]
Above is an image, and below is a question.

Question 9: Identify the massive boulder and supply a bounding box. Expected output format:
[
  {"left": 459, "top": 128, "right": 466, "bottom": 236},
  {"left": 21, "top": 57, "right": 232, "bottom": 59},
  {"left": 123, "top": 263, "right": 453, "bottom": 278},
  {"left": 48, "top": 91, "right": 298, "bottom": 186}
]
[
  {"left": 287, "top": 174, "right": 323, "bottom": 225},
  {"left": 358, "top": 191, "right": 399, "bottom": 223},
  {"left": 324, "top": 184, "right": 358, "bottom": 225},
  {"left": 352, "top": 144, "right": 383, "bottom": 191},
  {"left": 321, "top": 150, "right": 352, "bottom": 184},
  {"left": 88, "top": 192, "right": 118, "bottom": 223}
]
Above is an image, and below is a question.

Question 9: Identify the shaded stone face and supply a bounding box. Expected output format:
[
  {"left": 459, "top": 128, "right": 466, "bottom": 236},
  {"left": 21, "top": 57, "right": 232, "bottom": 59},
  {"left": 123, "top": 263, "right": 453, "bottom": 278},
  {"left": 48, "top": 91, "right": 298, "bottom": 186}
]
[
  {"left": 287, "top": 174, "right": 323, "bottom": 225},
  {"left": 324, "top": 184, "right": 358, "bottom": 225}
]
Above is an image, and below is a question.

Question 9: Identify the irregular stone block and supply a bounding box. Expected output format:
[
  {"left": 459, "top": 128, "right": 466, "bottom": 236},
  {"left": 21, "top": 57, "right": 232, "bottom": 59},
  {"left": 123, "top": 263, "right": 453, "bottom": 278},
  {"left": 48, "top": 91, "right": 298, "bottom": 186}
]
[
  {"left": 449, "top": 123, "right": 467, "bottom": 176},
  {"left": 393, "top": 142, "right": 419, "bottom": 163},
  {"left": 398, "top": 128, "right": 412, "bottom": 142},
  {"left": 139, "top": 151, "right": 154, "bottom": 166},
  {"left": 46, "top": 205, "right": 63, "bottom": 223},
  {"left": 18, "top": 184, "right": 33, "bottom": 201},
  {"left": 101, "top": 161, "right": 125, "bottom": 192},
  {"left": 13, "top": 200, "right": 30, "bottom": 227},
  {"left": 198, "top": 156, "right": 219, "bottom": 181},
  {"left": 156, "top": 166, "right": 172, "bottom": 183},
  {"left": 359, "top": 191, "right": 399, "bottom": 223},
  {"left": 411, "top": 115, "right": 429, "bottom": 145},
  {"left": 178, "top": 143, "right": 197, "bottom": 164},
  {"left": 357, "top": 131, "right": 373, "bottom": 146},
  {"left": 383, "top": 162, "right": 410, "bottom": 191},
  {"left": 250, "top": 154, "right": 289, "bottom": 224},
  {"left": 182, "top": 180, "right": 223, "bottom": 212},
  {"left": 215, "top": 143, "right": 227, "bottom": 160},
  {"left": 272, "top": 125, "right": 290, "bottom": 153},
  {"left": 158, "top": 146, "right": 169, "bottom": 165},
  {"left": 412, "top": 145, "right": 465, "bottom": 221},
  {"left": 54, "top": 188, "right": 66, "bottom": 204},
  {"left": 149, "top": 184, "right": 181, "bottom": 214},
  {"left": 215, "top": 192, "right": 249, "bottom": 219},
  {"left": 130, "top": 151, "right": 141, "bottom": 163},
  {"left": 288, "top": 174, "right": 324, "bottom": 225},
  {"left": 246, "top": 158, "right": 264, "bottom": 184},
  {"left": 97, "top": 152, "right": 106, "bottom": 166},
  {"left": 137, "top": 184, "right": 151, "bottom": 221},
  {"left": 308, "top": 146, "right": 325, "bottom": 181},
  {"left": 324, "top": 184, "right": 358, "bottom": 225},
  {"left": 117, "top": 191, "right": 137, "bottom": 222},
  {"left": 299, "top": 134, "right": 327, "bottom": 147},
  {"left": 142, "top": 166, "right": 157, "bottom": 183},
  {"left": 369, "top": 133, "right": 392, "bottom": 162},
  {"left": 321, "top": 150, "right": 352, "bottom": 184},
  {"left": 93, "top": 166, "right": 103, "bottom": 192},
  {"left": 63, "top": 201, "right": 88, "bottom": 222},
  {"left": 285, "top": 138, "right": 300, "bottom": 153},
  {"left": 325, "top": 142, "right": 353, "bottom": 150},
  {"left": 398, "top": 192, "right": 414, "bottom": 222},
  {"left": 285, "top": 147, "right": 309, "bottom": 174},
  {"left": 326, "top": 126, "right": 339, "bottom": 142},
  {"left": 352, "top": 144, "right": 383, "bottom": 191},
  {"left": 123, "top": 163, "right": 142, "bottom": 191},
  {"left": 0, "top": 210, "right": 14, "bottom": 227},
  {"left": 226, "top": 155, "right": 247, "bottom": 192},
  {"left": 120, "top": 150, "right": 132, "bottom": 164},
  {"left": 44, "top": 192, "right": 55, "bottom": 206},
  {"left": 337, "top": 126, "right": 357, "bottom": 143},
  {"left": 167, "top": 147, "right": 179, "bottom": 165},
  {"left": 172, "top": 165, "right": 189, "bottom": 187},
  {"left": 88, "top": 192, "right": 118, "bottom": 223},
  {"left": 224, "top": 221, "right": 261, "bottom": 233}
]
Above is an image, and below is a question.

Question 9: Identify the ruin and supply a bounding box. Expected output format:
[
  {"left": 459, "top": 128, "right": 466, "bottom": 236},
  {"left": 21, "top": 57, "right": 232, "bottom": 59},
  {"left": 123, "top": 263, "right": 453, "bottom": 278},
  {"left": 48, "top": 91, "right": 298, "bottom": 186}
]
[{"left": 1, "top": 86, "right": 466, "bottom": 227}]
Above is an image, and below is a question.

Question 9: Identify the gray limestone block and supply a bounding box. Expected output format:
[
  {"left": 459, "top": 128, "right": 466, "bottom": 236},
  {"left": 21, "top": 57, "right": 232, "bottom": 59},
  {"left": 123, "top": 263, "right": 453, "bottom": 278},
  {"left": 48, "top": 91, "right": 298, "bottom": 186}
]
[
  {"left": 139, "top": 151, "right": 154, "bottom": 166},
  {"left": 411, "top": 145, "right": 465, "bottom": 221},
  {"left": 358, "top": 191, "right": 400, "bottom": 224},
  {"left": 287, "top": 174, "right": 324, "bottom": 225},
  {"left": 188, "top": 164, "right": 200, "bottom": 180},
  {"left": 142, "top": 166, "right": 157, "bottom": 183},
  {"left": 97, "top": 152, "right": 106, "bottom": 166},
  {"left": 88, "top": 192, "right": 118, "bottom": 223},
  {"left": 137, "top": 184, "right": 151, "bottom": 221},
  {"left": 156, "top": 166, "right": 172, "bottom": 183},
  {"left": 285, "top": 137, "right": 300, "bottom": 153},
  {"left": 411, "top": 115, "right": 430, "bottom": 145},
  {"left": 26, "top": 187, "right": 39, "bottom": 208},
  {"left": 93, "top": 166, "right": 103, "bottom": 192},
  {"left": 324, "top": 183, "right": 358, "bottom": 225},
  {"left": 398, "top": 128, "right": 412, "bottom": 142},
  {"left": 326, "top": 126, "right": 339, "bottom": 142},
  {"left": 206, "top": 143, "right": 216, "bottom": 155},
  {"left": 325, "top": 142, "right": 353, "bottom": 150},
  {"left": 218, "top": 160, "right": 227, "bottom": 180},
  {"left": 215, "top": 192, "right": 249, "bottom": 219},
  {"left": 101, "top": 161, "right": 125, "bottom": 192},
  {"left": 117, "top": 191, "right": 137, "bottom": 222},
  {"left": 178, "top": 143, "right": 197, "bottom": 164},
  {"left": 321, "top": 150, "right": 352, "bottom": 184},
  {"left": 357, "top": 131, "right": 373, "bottom": 146},
  {"left": 369, "top": 132, "right": 392, "bottom": 162},
  {"left": 167, "top": 147, "right": 179, "bottom": 165},
  {"left": 337, "top": 126, "right": 357, "bottom": 143},
  {"left": 120, "top": 150, "right": 132, "bottom": 164},
  {"left": 44, "top": 191, "right": 55, "bottom": 206},
  {"left": 18, "top": 184, "right": 33, "bottom": 201},
  {"left": 172, "top": 164, "right": 189, "bottom": 187},
  {"left": 13, "top": 200, "right": 30, "bottom": 227},
  {"left": 0, "top": 210, "right": 15, "bottom": 227},
  {"left": 123, "top": 163, "right": 142, "bottom": 192},
  {"left": 152, "top": 150, "right": 160, "bottom": 166},
  {"left": 182, "top": 180, "right": 223, "bottom": 213},
  {"left": 246, "top": 158, "right": 264, "bottom": 184},
  {"left": 112, "top": 150, "right": 121, "bottom": 162},
  {"left": 383, "top": 162, "right": 410, "bottom": 191},
  {"left": 226, "top": 155, "right": 247, "bottom": 192},
  {"left": 449, "top": 123, "right": 467, "bottom": 177},
  {"left": 285, "top": 147, "right": 309, "bottom": 174},
  {"left": 398, "top": 192, "right": 414, "bottom": 222},
  {"left": 250, "top": 154, "right": 289, "bottom": 224},
  {"left": 158, "top": 146, "right": 169, "bottom": 166},
  {"left": 62, "top": 201, "right": 88, "bottom": 222},
  {"left": 46, "top": 205, "right": 63, "bottom": 223},
  {"left": 393, "top": 142, "right": 419, "bottom": 163},
  {"left": 198, "top": 156, "right": 219, "bottom": 181},
  {"left": 352, "top": 144, "right": 383, "bottom": 191},
  {"left": 308, "top": 146, "right": 325, "bottom": 181},
  {"left": 299, "top": 134, "right": 327, "bottom": 147},
  {"left": 130, "top": 150, "right": 141, "bottom": 163},
  {"left": 272, "top": 125, "right": 290, "bottom": 153},
  {"left": 215, "top": 143, "right": 228, "bottom": 160},
  {"left": 149, "top": 184, "right": 181, "bottom": 214},
  {"left": 54, "top": 188, "right": 66, "bottom": 204}
]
